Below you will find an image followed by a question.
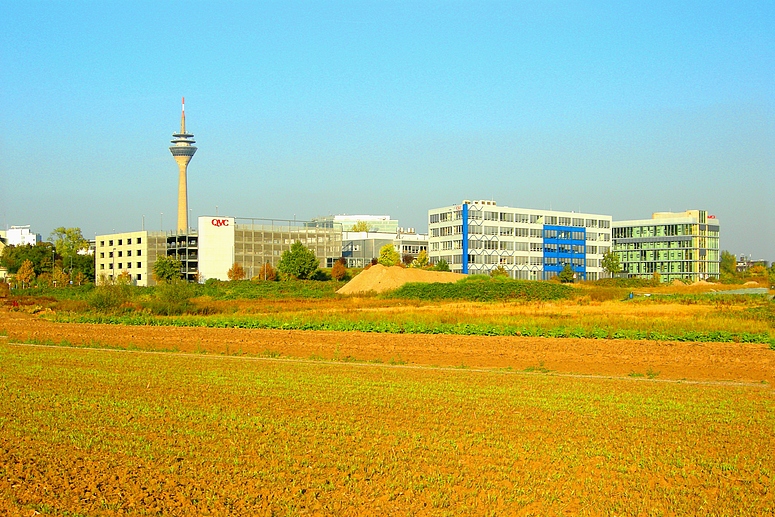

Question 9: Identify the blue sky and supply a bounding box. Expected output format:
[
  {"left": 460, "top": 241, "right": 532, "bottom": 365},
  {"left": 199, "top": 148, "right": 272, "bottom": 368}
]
[{"left": 1, "top": 1, "right": 773, "bottom": 259}]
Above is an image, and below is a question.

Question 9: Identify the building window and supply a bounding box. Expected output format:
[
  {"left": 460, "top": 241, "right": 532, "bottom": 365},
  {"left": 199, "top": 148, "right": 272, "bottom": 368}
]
[
  {"left": 118, "top": 263, "right": 122, "bottom": 269},
  {"left": 99, "top": 241, "right": 105, "bottom": 247},
  {"left": 100, "top": 252, "right": 104, "bottom": 258},
  {"left": 137, "top": 274, "right": 142, "bottom": 281},
  {"left": 126, "top": 263, "right": 131, "bottom": 269},
  {"left": 118, "top": 239, "right": 123, "bottom": 245},
  {"left": 127, "top": 238, "right": 132, "bottom": 245},
  {"left": 137, "top": 262, "right": 142, "bottom": 268},
  {"left": 118, "top": 251, "right": 122, "bottom": 257},
  {"left": 137, "top": 250, "right": 142, "bottom": 256},
  {"left": 109, "top": 263, "right": 113, "bottom": 269},
  {"left": 108, "top": 252, "right": 113, "bottom": 258},
  {"left": 100, "top": 264, "right": 104, "bottom": 270},
  {"left": 127, "top": 250, "right": 132, "bottom": 257},
  {"left": 109, "top": 240, "right": 113, "bottom": 246},
  {"left": 137, "top": 237, "right": 142, "bottom": 244}
]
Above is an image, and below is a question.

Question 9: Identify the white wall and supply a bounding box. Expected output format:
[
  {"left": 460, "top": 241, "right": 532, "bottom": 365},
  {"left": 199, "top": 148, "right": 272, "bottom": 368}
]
[{"left": 198, "top": 216, "right": 235, "bottom": 281}]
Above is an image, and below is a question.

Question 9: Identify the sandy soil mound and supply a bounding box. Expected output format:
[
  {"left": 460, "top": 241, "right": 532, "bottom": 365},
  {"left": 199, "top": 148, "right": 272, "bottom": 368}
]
[{"left": 337, "top": 264, "right": 466, "bottom": 294}]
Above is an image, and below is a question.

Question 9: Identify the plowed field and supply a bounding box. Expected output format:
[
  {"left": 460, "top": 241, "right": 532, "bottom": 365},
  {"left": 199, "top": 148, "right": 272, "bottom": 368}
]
[
  {"left": 1, "top": 307, "right": 774, "bottom": 516},
  {"left": 2, "top": 310, "right": 773, "bottom": 384}
]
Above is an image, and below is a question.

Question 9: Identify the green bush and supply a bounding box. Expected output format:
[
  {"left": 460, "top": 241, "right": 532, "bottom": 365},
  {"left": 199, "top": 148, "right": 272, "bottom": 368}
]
[
  {"left": 142, "top": 280, "right": 194, "bottom": 315},
  {"left": 386, "top": 277, "right": 573, "bottom": 302},
  {"left": 87, "top": 284, "right": 132, "bottom": 312}
]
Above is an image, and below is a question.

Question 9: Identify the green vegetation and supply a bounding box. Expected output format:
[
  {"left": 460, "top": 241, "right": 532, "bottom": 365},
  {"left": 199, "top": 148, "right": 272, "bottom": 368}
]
[
  {"left": 152, "top": 255, "right": 183, "bottom": 283},
  {"left": 377, "top": 243, "right": 400, "bottom": 267},
  {"left": 387, "top": 276, "right": 573, "bottom": 302},
  {"left": 277, "top": 241, "right": 319, "bottom": 280},
  {"left": 51, "top": 312, "right": 773, "bottom": 345}
]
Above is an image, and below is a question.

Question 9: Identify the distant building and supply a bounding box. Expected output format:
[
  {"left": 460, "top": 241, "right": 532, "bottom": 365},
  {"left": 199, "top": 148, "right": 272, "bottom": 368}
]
[
  {"left": 94, "top": 231, "right": 169, "bottom": 286},
  {"left": 312, "top": 215, "right": 399, "bottom": 233},
  {"left": 612, "top": 210, "right": 720, "bottom": 283},
  {"left": 6, "top": 226, "right": 41, "bottom": 246},
  {"left": 341, "top": 228, "right": 428, "bottom": 268},
  {"left": 198, "top": 216, "right": 342, "bottom": 281},
  {"left": 428, "top": 200, "right": 612, "bottom": 280}
]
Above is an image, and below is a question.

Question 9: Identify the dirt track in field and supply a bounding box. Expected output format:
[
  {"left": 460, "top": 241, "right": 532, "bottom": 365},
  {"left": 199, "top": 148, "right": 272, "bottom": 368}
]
[{"left": 2, "top": 310, "right": 773, "bottom": 385}]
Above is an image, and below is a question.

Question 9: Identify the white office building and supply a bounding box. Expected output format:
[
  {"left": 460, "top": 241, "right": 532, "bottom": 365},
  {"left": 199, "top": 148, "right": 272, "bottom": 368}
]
[{"left": 428, "top": 200, "right": 612, "bottom": 280}]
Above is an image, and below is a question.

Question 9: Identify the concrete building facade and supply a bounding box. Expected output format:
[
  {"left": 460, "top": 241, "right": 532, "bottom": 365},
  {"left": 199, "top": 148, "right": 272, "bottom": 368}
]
[
  {"left": 428, "top": 200, "right": 612, "bottom": 280},
  {"left": 612, "top": 209, "right": 720, "bottom": 283},
  {"left": 198, "top": 216, "right": 342, "bottom": 281},
  {"left": 94, "top": 231, "right": 168, "bottom": 286}
]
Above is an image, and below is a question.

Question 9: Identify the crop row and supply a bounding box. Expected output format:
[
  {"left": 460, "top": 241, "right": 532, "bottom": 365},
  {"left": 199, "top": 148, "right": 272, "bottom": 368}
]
[{"left": 56, "top": 313, "right": 774, "bottom": 346}]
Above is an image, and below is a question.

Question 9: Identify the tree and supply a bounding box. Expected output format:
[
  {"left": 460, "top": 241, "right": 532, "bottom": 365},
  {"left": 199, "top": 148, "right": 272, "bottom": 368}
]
[
  {"left": 255, "top": 263, "right": 277, "bottom": 281},
  {"left": 0, "top": 243, "right": 54, "bottom": 275},
  {"left": 52, "top": 266, "right": 69, "bottom": 287},
  {"left": 50, "top": 227, "right": 91, "bottom": 281},
  {"left": 432, "top": 259, "right": 450, "bottom": 272},
  {"left": 377, "top": 244, "right": 400, "bottom": 267},
  {"left": 490, "top": 265, "right": 509, "bottom": 278},
  {"left": 277, "top": 241, "right": 319, "bottom": 280},
  {"left": 331, "top": 259, "right": 347, "bottom": 281},
  {"left": 720, "top": 251, "right": 736, "bottom": 276},
  {"left": 410, "top": 250, "right": 429, "bottom": 269},
  {"left": 16, "top": 259, "right": 36, "bottom": 288},
  {"left": 50, "top": 227, "right": 88, "bottom": 262},
  {"left": 558, "top": 264, "right": 575, "bottom": 283},
  {"left": 601, "top": 250, "right": 622, "bottom": 276},
  {"left": 349, "top": 221, "right": 370, "bottom": 232},
  {"left": 228, "top": 262, "right": 246, "bottom": 281},
  {"left": 153, "top": 255, "right": 183, "bottom": 283}
]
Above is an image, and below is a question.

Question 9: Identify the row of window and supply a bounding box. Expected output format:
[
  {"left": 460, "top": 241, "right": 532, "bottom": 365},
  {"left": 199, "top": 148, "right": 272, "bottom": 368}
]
[
  {"left": 99, "top": 237, "right": 142, "bottom": 247},
  {"left": 100, "top": 262, "right": 142, "bottom": 270},
  {"left": 100, "top": 249, "right": 143, "bottom": 259},
  {"left": 430, "top": 211, "right": 612, "bottom": 228}
]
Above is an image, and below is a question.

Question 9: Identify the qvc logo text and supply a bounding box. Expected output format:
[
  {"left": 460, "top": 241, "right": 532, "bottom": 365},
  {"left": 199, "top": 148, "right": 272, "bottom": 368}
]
[{"left": 211, "top": 219, "right": 230, "bottom": 227}]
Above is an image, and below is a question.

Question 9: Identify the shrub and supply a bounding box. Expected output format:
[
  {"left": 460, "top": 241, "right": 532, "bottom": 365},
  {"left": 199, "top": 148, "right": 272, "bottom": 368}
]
[
  {"left": 143, "top": 279, "right": 194, "bottom": 315},
  {"left": 254, "top": 263, "right": 277, "bottom": 282},
  {"left": 228, "top": 262, "right": 246, "bottom": 281},
  {"left": 332, "top": 260, "right": 347, "bottom": 281},
  {"left": 88, "top": 284, "right": 132, "bottom": 312},
  {"left": 387, "top": 277, "right": 573, "bottom": 302}
]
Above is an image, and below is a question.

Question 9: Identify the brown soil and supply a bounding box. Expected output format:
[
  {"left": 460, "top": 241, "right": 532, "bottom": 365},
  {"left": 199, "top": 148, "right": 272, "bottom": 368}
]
[
  {"left": 337, "top": 264, "right": 465, "bottom": 294},
  {"left": 2, "top": 310, "right": 773, "bottom": 385}
]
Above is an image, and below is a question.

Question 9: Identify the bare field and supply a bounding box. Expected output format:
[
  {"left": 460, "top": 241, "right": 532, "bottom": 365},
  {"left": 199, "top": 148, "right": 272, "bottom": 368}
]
[
  {"left": 2, "top": 308, "right": 773, "bottom": 385},
  {"left": 1, "top": 343, "right": 773, "bottom": 516}
]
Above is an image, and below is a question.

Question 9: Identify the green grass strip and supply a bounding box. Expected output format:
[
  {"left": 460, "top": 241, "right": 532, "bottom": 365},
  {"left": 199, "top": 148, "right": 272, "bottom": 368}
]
[{"left": 50, "top": 313, "right": 774, "bottom": 346}]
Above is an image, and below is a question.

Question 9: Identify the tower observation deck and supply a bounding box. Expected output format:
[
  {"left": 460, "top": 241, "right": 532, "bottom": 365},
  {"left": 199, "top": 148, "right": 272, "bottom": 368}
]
[{"left": 169, "top": 97, "right": 197, "bottom": 233}]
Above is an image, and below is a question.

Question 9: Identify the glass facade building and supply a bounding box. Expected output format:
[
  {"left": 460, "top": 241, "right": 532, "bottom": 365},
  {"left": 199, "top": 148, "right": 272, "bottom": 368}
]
[{"left": 612, "top": 210, "right": 720, "bottom": 282}]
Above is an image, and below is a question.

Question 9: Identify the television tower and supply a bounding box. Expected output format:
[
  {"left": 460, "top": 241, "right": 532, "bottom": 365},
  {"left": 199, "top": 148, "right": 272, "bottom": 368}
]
[{"left": 169, "top": 97, "right": 197, "bottom": 234}]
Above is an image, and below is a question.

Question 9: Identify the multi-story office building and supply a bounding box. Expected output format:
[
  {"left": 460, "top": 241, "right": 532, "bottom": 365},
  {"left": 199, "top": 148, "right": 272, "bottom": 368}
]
[
  {"left": 199, "top": 216, "right": 342, "bottom": 281},
  {"left": 428, "top": 200, "right": 612, "bottom": 280},
  {"left": 612, "top": 209, "right": 720, "bottom": 282},
  {"left": 95, "top": 231, "right": 169, "bottom": 286}
]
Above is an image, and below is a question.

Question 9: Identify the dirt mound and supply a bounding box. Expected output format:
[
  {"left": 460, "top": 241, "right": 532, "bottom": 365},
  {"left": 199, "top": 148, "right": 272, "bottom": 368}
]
[{"left": 337, "top": 264, "right": 466, "bottom": 294}]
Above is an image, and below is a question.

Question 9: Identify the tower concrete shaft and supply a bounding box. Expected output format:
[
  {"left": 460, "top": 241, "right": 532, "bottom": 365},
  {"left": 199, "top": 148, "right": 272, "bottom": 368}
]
[{"left": 169, "top": 97, "right": 197, "bottom": 234}]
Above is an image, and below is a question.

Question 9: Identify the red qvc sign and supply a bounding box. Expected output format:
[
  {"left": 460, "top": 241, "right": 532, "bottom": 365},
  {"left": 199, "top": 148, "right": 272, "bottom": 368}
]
[{"left": 211, "top": 218, "right": 230, "bottom": 227}]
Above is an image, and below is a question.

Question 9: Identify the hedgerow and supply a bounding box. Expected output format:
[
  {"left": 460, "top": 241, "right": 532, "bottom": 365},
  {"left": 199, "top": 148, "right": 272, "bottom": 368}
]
[{"left": 385, "top": 277, "right": 573, "bottom": 302}]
